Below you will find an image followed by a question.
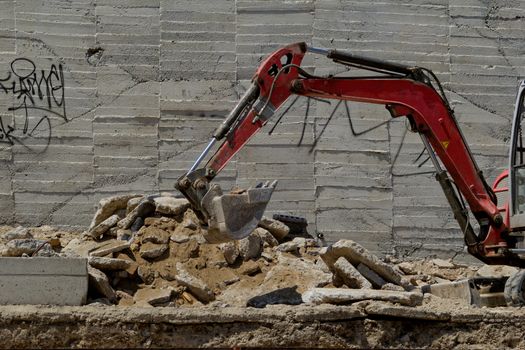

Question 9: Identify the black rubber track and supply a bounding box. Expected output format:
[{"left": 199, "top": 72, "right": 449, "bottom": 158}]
[{"left": 504, "top": 269, "right": 525, "bottom": 306}]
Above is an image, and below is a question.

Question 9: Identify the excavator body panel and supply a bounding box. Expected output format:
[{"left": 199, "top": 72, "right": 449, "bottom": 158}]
[{"left": 509, "top": 81, "right": 525, "bottom": 231}]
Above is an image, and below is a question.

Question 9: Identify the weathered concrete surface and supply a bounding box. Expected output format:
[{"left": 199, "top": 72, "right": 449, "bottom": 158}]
[
  {"left": 0, "top": 258, "right": 87, "bottom": 305},
  {"left": 333, "top": 257, "right": 372, "bottom": 289},
  {"left": 303, "top": 288, "right": 423, "bottom": 306},
  {"left": 320, "top": 240, "right": 408, "bottom": 288},
  {"left": 0, "top": 0, "right": 523, "bottom": 263},
  {"left": 0, "top": 304, "right": 525, "bottom": 348}
]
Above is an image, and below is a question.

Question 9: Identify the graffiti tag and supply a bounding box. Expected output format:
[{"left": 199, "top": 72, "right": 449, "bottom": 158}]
[{"left": 0, "top": 58, "right": 66, "bottom": 150}]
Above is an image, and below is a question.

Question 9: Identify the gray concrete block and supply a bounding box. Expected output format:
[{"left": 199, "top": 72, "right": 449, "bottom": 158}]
[{"left": 0, "top": 257, "right": 88, "bottom": 305}]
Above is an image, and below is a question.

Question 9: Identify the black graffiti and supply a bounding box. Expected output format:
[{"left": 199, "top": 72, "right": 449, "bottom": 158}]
[{"left": 0, "top": 58, "right": 66, "bottom": 150}]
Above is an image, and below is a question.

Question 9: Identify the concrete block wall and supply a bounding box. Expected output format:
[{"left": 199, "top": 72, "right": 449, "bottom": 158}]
[{"left": 0, "top": 0, "right": 523, "bottom": 258}]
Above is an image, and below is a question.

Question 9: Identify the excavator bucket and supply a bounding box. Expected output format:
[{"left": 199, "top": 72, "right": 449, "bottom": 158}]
[{"left": 200, "top": 181, "right": 277, "bottom": 243}]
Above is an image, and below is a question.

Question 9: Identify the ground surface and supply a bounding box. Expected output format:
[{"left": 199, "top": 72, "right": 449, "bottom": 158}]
[
  {"left": 1, "top": 302, "right": 524, "bottom": 349},
  {"left": 0, "top": 198, "right": 522, "bottom": 349}
]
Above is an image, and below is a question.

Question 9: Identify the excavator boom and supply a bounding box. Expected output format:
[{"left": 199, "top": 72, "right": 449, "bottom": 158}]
[{"left": 176, "top": 42, "right": 525, "bottom": 266}]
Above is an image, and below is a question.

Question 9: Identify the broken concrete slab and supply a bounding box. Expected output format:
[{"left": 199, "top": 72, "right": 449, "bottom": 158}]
[
  {"left": 320, "top": 240, "right": 408, "bottom": 288},
  {"left": 357, "top": 263, "right": 387, "bottom": 288},
  {"left": 421, "top": 279, "right": 480, "bottom": 306},
  {"left": 476, "top": 265, "right": 519, "bottom": 278},
  {"left": 114, "top": 253, "right": 138, "bottom": 275},
  {"left": 333, "top": 257, "right": 372, "bottom": 289},
  {"left": 171, "top": 234, "right": 190, "bottom": 244},
  {"left": 253, "top": 227, "right": 278, "bottom": 247},
  {"left": 126, "top": 196, "right": 144, "bottom": 214},
  {"left": 117, "top": 199, "right": 155, "bottom": 230},
  {"left": 89, "top": 194, "right": 141, "bottom": 230},
  {"left": 3, "top": 227, "right": 32, "bottom": 241},
  {"left": 87, "top": 266, "right": 116, "bottom": 302},
  {"left": 303, "top": 288, "right": 423, "bottom": 307},
  {"left": 397, "top": 261, "right": 417, "bottom": 275},
  {"left": 88, "top": 256, "right": 132, "bottom": 271},
  {"left": 381, "top": 283, "right": 405, "bottom": 292},
  {"left": 154, "top": 197, "right": 190, "bottom": 216},
  {"left": 62, "top": 239, "right": 101, "bottom": 258},
  {"left": 216, "top": 253, "right": 331, "bottom": 307},
  {"left": 4, "top": 239, "right": 55, "bottom": 257},
  {"left": 133, "top": 287, "right": 173, "bottom": 306},
  {"left": 365, "top": 302, "right": 451, "bottom": 321},
  {"left": 87, "top": 214, "right": 119, "bottom": 239},
  {"left": 258, "top": 216, "right": 289, "bottom": 241},
  {"left": 89, "top": 240, "right": 130, "bottom": 257},
  {"left": 431, "top": 258, "right": 455, "bottom": 269},
  {"left": 141, "top": 227, "right": 170, "bottom": 245},
  {"left": 238, "top": 232, "right": 263, "bottom": 261},
  {"left": 275, "top": 237, "right": 306, "bottom": 253},
  {"left": 175, "top": 263, "right": 215, "bottom": 303},
  {"left": 0, "top": 257, "right": 88, "bottom": 305},
  {"left": 139, "top": 242, "right": 168, "bottom": 260}
]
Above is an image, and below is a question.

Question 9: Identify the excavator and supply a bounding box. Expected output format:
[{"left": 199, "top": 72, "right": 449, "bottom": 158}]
[{"left": 175, "top": 42, "right": 525, "bottom": 304}]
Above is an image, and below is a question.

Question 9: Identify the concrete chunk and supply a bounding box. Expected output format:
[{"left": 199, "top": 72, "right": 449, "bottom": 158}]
[
  {"left": 90, "top": 240, "right": 130, "bottom": 257},
  {"left": 171, "top": 234, "right": 190, "bottom": 243},
  {"left": 153, "top": 197, "right": 190, "bottom": 216},
  {"left": 431, "top": 258, "right": 455, "bottom": 268},
  {"left": 0, "top": 257, "right": 88, "bottom": 306},
  {"left": 117, "top": 199, "right": 155, "bottom": 230},
  {"left": 320, "top": 240, "right": 407, "bottom": 288},
  {"left": 4, "top": 239, "right": 55, "bottom": 257},
  {"left": 62, "top": 239, "right": 101, "bottom": 258},
  {"left": 253, "top": 227, "right": 278, "bottom": 247},
  {"left": 175, "top": 263, "right": 215, "bottom": 303},
  {"left": 476, "top": 265, "right": 519, "bottom": 278},
  {"left": 88, "top": 266, "right": 116, "bottom": 302},
  {"left": 141, "top": 227, "right": 170, "bottom": 244},
  {"left": 3, "top": 227, "right": 32, "bottom": 241},
  {"left": 302, "top": 288, "right": 423, "bottom": 307},
  {"left": 258, "top": 216, "right": 289, "bottom": 241},
  {"left": 238, "top": 232, "right": 263, "bottom": 261},
  {"left": 87, "top": 214, "right": 119, "bottom": 238},
  {"left": 139, "top": 243, "right": 168, "bottom": 260},
  {"left": 89, "top": 194, "right": 141, "bottom": 230},
  {"left": 333, "top": 257, "right": 372, "bottom": 289},
  {"left": 126, "top": 196, "right": 144, "bottom": 214},
  {"left": 275, "top": 237, "right": 306, "bottom": 253},
  {"left": 88, "top": 256, "right": 132, "bottom": 271}
]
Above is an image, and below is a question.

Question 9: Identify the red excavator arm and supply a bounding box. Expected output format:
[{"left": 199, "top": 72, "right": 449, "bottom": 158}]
[{"left": 176, "top": 42, "right": 523, "bottom": 266}]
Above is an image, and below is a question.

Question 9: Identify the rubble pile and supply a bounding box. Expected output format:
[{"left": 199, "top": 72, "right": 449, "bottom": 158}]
[{"left": 0, "top": 194, "right": 510, "bottom": 309}]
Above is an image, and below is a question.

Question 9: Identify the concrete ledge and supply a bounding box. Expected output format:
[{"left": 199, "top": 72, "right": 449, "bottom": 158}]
[
  {"left": 0, "top": 304, "right": 524, "bottom": 348},
  {"left": 0, "top": 258, "right": 88, "bottom": 306}
]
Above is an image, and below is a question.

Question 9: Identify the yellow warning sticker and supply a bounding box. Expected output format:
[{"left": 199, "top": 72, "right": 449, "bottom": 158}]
[{"left": 441, "top": 141, "right": 450, "bottom": 149}]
